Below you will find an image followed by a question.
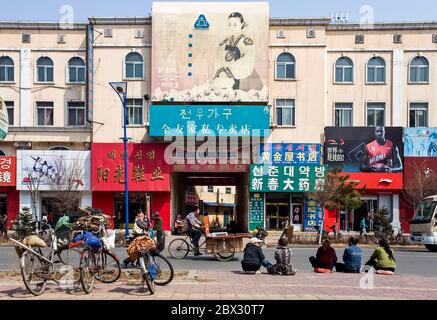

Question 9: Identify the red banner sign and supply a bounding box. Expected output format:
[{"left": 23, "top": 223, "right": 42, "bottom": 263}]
[
  {"left": 91, "top": 143, "right": 170, "bottom": 192},
  {"left": 0, "top": 156, "right": 16, "bottom": 186},
  {"left": 343, "top": 173, "right": 402, "bottom": 190}
]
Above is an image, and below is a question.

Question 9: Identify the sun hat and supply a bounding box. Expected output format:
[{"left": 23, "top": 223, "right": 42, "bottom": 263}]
[{"left": 250, "top": 237, "right": 263, "bottom": 244}]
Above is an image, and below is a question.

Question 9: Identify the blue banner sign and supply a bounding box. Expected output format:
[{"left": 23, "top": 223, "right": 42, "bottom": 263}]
[
  {"left": 149, "top": 105, "right": 271, "bottom": 137},
  {"left": 258, "top": 143, "right": 322, "bottom": 165},
  {"left": 303, "top": 194, "right": 324, "bottom": 232}
]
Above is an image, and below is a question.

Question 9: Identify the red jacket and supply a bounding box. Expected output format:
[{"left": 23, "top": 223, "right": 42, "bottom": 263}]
[{"left": 316, "top": 246, "right": 338, "bottom": 269}]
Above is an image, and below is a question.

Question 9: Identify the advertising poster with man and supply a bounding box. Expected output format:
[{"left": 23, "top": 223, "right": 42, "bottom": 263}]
[{"left": 324, "top": 127, "right": 404, "bottom": 173}]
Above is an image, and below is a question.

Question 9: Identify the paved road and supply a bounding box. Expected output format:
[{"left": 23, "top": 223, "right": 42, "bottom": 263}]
[{"left": 1, "top": 245, "right": 437, "bottom": 276}]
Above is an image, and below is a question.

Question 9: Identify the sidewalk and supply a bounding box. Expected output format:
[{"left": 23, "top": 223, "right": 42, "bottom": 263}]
[{"left": 1, "top": 270, "right": 437, "bottom": 300}]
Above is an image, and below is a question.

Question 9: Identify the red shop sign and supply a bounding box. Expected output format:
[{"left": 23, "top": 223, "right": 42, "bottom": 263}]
[
  {"left": 0, "top": 156, "right": 16, "bottom": 186},
  {"left": 343, "top": 172, "right": 403, "bottom": 190},
  {"left": 91, "top": 143, "right": 170, "bottom": 192}
]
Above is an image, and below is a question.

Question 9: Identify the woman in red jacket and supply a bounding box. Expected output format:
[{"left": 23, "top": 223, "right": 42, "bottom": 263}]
[{"left": 309, "top": 239, "right": 338, "bottom": 271}]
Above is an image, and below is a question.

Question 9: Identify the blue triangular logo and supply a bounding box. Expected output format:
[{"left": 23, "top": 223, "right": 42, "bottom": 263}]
[{"left": 194, "top": 14, "right": 209, "bottom": 29}]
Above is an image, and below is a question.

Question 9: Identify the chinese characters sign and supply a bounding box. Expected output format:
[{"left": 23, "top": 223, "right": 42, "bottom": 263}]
[
  {"left": 249, "top": 193, "right": 264, "bottom": 231},
  {"left": 149, "top": 105, "right": 270, "bottom": 137},
  {"left": 258, "top": 143, "right": 322, "bottom": 165},
  {"left": 303, "top": 194, "right": 323, "bottom": 232},
  {"left": 0, "top": 157, "right": 15, "bottom": 186},
  {"left": 249, "top": 165, "right": 327, "bottom": 193},
  {"left": 91, "top": 143, "right": 170, "bottom": 192}
]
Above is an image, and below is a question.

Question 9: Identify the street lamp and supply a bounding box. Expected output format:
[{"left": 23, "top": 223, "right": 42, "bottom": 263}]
[{"left": 109, "top": 81, "right": 130, "bottom": 240}]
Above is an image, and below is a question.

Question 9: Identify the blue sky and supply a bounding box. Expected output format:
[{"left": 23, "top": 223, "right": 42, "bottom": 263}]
[{"left": 0, "top": 0, "right": 434, "bottom": 23}]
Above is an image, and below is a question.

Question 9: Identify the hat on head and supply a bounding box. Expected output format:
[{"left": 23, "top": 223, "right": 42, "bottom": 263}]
[{"left": 250, "top": 237, "right": 263, "bottom": 244}]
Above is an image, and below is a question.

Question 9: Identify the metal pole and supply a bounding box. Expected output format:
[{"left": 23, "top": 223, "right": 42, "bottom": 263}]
[{"left": 123, "top": 94, "right": 129, "bottom": 240}]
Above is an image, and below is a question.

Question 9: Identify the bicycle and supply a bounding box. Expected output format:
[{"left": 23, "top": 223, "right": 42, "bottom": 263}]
[
  {"left": 78, "top": 224, "right": 121, "bottom": 294},
  {"left": 138, "top": 251, "right": 157, "bottom": 294}
]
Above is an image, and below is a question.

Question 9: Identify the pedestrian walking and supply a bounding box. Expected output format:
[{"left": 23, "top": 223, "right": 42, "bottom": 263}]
[
  {"left": 335, "top": 237, "right": 362, "bottom": 273},
  {"left": 309, "top": 239, "right": 337, "bottom": 272},
  {"left": 360, "top": 216, "right": 368, "bottom": 237},
  {"left": 151, "top": 211, "right": 165, "bottom": 252},
  {"left": 241, "top": 237, "right": 273, "bottom": 274},
  {"left": 269, "top": 238, "right": 295, "bottom": 275}
]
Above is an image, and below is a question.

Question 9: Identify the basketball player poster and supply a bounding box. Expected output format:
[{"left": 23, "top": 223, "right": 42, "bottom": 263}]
[{"left": 324, "top": 127, "right": 404, "bottom": 173}]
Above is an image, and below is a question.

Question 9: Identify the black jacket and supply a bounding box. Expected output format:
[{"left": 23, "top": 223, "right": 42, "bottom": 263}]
[{"left": 242, "top": 243, "right": 265, "bottom": 266}]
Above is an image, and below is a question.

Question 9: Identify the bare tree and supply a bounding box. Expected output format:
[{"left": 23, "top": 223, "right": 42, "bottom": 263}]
[
  {"left": 47, "top": 155, "right": 85, "bottom": 215},
  {"left": 402, "top": 159, "right": 437, "bottom": 211},
  {"left": 26, "top": 171, "right": 42, "bottom": 220}
]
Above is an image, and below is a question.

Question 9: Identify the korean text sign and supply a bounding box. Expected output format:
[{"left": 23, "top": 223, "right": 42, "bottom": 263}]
[
  {"left": 249, "top": 164, "right": 327, "bottom": 193},
  {"left": 258, "top": 143, "right": 322, "bottom": 165},
  {"left": 0, "top": 156, "right": 16, "bottom": 186},
  {"left": 91, "top": 143, "right": 170, "bottom": 192},
  {"left": 149, "top": 105, "right": 270, "bottom": 137}
]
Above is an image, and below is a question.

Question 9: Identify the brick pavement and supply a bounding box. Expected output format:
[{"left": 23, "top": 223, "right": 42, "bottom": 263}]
[{"left": 1, "top": 270, "right": 437, "bottom": 300}]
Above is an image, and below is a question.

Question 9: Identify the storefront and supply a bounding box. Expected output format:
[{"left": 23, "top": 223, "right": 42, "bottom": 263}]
[
  {"left": 0, "top": 156, "right": 19, "bottom": 228},
  {"left": 91, "top": 143, "right": 170, "bottom": 230},
  {"left": 16, "top": 150, "right": 91, "bottom": 224},
  {"left": 324, "top": 127, "right": 404, "bottom": 232},
  {"left": 252, "top": 143, "right": 325, "bottom": 232}
]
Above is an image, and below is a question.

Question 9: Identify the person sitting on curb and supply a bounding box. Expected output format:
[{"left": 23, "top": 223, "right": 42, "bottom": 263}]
[
  {"left": 309, "top": 239, "right": 337, "bottom": 272},
  {"left": 241, "top": 237, "right": 273, "bottom": 274},
  {"left": 269, "top": 237, "right": 296, "bottom": 275},
  {"left": 335, "top": 237, "right": 362, "bottom": 273},
  {"left": 364, "top": 238, "right": 396, "bottom": 273}
]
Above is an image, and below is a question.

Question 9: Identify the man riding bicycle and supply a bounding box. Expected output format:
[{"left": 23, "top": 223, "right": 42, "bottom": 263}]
[{"left": 185, "top": 206, "right": 204, "bottom": 256}]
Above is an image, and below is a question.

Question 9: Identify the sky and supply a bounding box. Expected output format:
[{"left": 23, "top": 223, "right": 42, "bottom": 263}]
[{"left": 0, "top": 0, "right": 435, "bottom": 23}]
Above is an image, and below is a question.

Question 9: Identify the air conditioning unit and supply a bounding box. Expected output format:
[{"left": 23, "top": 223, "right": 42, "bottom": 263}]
[
  {"left": 276, "top": 29, "right": 285, "bottom": 39},
  {"left": 134, "top": 29, "right": 144, "bottom": 38},
  {"left": 57, "top": 34, "right": 66, "bottom": 44},
  {"left": 355, "top": 34, "right": 364, "bottom": 44},
  {"left": 22, "top": 34, "right": 31, "bottom": 43},
  {"left": 104, "top": 29, "right": 113, "bottom": 38},
  {"left": 307, "top": 29, "right": 316, "bottom": 38},
  {"left": 433, "top": 34, "right": 437, "bottom": 43},
  {"left": 393, "top": 34, "right": 402, "bottom": 44}
]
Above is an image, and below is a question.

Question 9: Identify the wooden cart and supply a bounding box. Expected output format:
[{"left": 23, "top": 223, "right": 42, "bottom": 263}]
[{"left": 205, "top": 233, "right": 251, "bottom": 261}]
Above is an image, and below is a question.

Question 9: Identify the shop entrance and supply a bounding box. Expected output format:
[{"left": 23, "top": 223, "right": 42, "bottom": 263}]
[
  {"left": 0, "top": 194, "right": 6, "bottom": 216},
  {"left": 171, "top": 171, "right": 249, "bottom": 233},
  {"left": 114, "top": 192, "right": 151, "bottom": 228},
  {"left": 351, "top": 198, "right": 378, "bottom": 231},
  {"left": 265, "top": 193, "right": 304, "bottom": 231}
]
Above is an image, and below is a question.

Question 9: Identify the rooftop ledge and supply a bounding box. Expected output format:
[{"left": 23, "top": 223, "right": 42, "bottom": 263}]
[{"left": 9, "top": 126, "right": 92, "bottom": 133}]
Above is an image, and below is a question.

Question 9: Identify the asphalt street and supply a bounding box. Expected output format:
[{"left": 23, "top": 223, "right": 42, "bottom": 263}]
[{"left": 1, "top": 246, "right": 436, "bottom": 277}]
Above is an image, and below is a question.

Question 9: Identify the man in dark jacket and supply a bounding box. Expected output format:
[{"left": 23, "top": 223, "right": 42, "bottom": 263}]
[
  {"left": 309, "top": 239, "right": 338, "bottom": 270},
  {"left": 151, "top": 211, "right": 165, "bottom": 252},
  {"left": 335, "top": 237, "right": 362, "bottom": 273},
  {"left": 241, "top": 237, "right": 273, "bottom": 274}
]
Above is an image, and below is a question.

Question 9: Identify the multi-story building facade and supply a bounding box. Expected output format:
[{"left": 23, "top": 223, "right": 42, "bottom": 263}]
[{"left": 1, "top": 2, "right": 436, "bottom": 233}]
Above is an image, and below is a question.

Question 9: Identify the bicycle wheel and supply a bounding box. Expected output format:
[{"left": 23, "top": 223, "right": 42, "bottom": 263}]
[
  {"left": 139, "top": 255, "right": 155, "bottom": 295},
  {"left": 168, "top": 238, "right": 190, "bottom": 259},
  {"left": 79, "top": 248, "right": 96, "bottom": 294},
  {"left": 213, "top": 241, "right": 235, "bottom": 262},
  {"left": 20, "top": 249, "right": 48, "bottom": 296},
  {"left": 152, "top": 253, "right": 174, "bottom": 286},
  {"left": 95, "top": 250, "right": 121, "bottom": 283}
]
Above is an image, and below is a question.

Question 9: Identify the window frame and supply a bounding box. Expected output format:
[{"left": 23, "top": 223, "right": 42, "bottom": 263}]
[
  {"left": 0, "top": 56, "right": 15, "bottom": 83},
  {"left": 409, "top": 56, "right": 430, "bottom": 84},
  {"left": 125, "top": 98, "right": 144, "bottom": 127},
  {"left": 334, "top": 102, "right": 353, "bottom": 127},
  {"left": 334, "top": 56, "right": 354, "bottom": 84},
  {"left": 5, "top": 101, "right": 14, "bottom": 126},
  {"left": 66, "top": 100, "right": 86, "bottom": 127},
  {"left": 208, "top": 186, "right": 214, "bottom": 193},
  {"left": 274, "top": 98, "right": 296, "bottom": 127},
  {"left": 225, "top": 187, "right": 232, "bottom": 194},
  {"left": 66, "top": 57, "right": 86, "bottom": 84},
  {"left": 366, "top": 102, "right": 386, "bottom": 127},
  {"left": 275, "top": 52, "right": 296, "bottom": 81},
  {"left": 35, "top": 57, "right": 54, "bottom": 84},
  {"left": 124, "top": 52, "right": 144, "bottom": 80},
  {"left": 408, "top": 102, "right": 429, "bottom": 128},
  {"left": 366, "top": 57, "right": 386, "bottom": 84},
  {"left": 35, "top": 101, "right": 54, "bottom": 127}
]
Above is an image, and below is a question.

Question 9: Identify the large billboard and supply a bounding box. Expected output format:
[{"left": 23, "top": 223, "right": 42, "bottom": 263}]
[
  {"left": 324, "top": 127, "right": 404, "bottom": 173},
  {"left": 151, "top": 2, "right": 269, "bottom": 102},
  {"left": 404, "top": 128, "right": 437, "bottom": 157}
]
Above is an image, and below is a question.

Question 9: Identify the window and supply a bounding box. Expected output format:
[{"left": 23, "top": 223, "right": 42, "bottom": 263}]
[
  {"left": 68, "top": 57, "right": 85, "bottom": 83},
  {"left": 225, "top": 187, "right": 232, "bottom": 194},
  {"left": 5, "top": 101, "right": 13, "bottom": 126},
  {"left": 0, "top": 56, "right": 14, "bottom": 82},
  {"left": 334, "top": 103, "right": 353, "bottom": 127},
  {"left": 335, "top": 57, "right": 353, "bottom": 83},
  {"left": 208, "top": 186, "right": 214, "bottom": 193},
  {"left": 36, "top": 102, "right": 54, "bottom": 126},
  {"left": 67, "top": 101, "right": 85, "bottom": 126},
  {"left": 126, "top": 99, "right": 143, "bottom": 125},
  {"left": 125, "top": 52, "right": 143, "bottom": 79},
  {"left": 367, "top": 57, "right": 386, "bottom": 83},
  {"left": 276, "top": 53, "right": 295, "bottom": 80},
  {"left": 275, "top": 99, "right": 295, "bottom": 126},
  {"left": 367, "top": 103, "right": 385, "bottom": 127},
  {"left": 410, "top": 57, "right": 429, "bottom": 83},
  {"left": 36, "top": 57, "right": 54, "bottom": 82},
  {"left": 409, "top": 103, "right": 428, "bottom": 127},
  {"left": 49, "top": 146, "right": 70, "bottom": 151}
]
